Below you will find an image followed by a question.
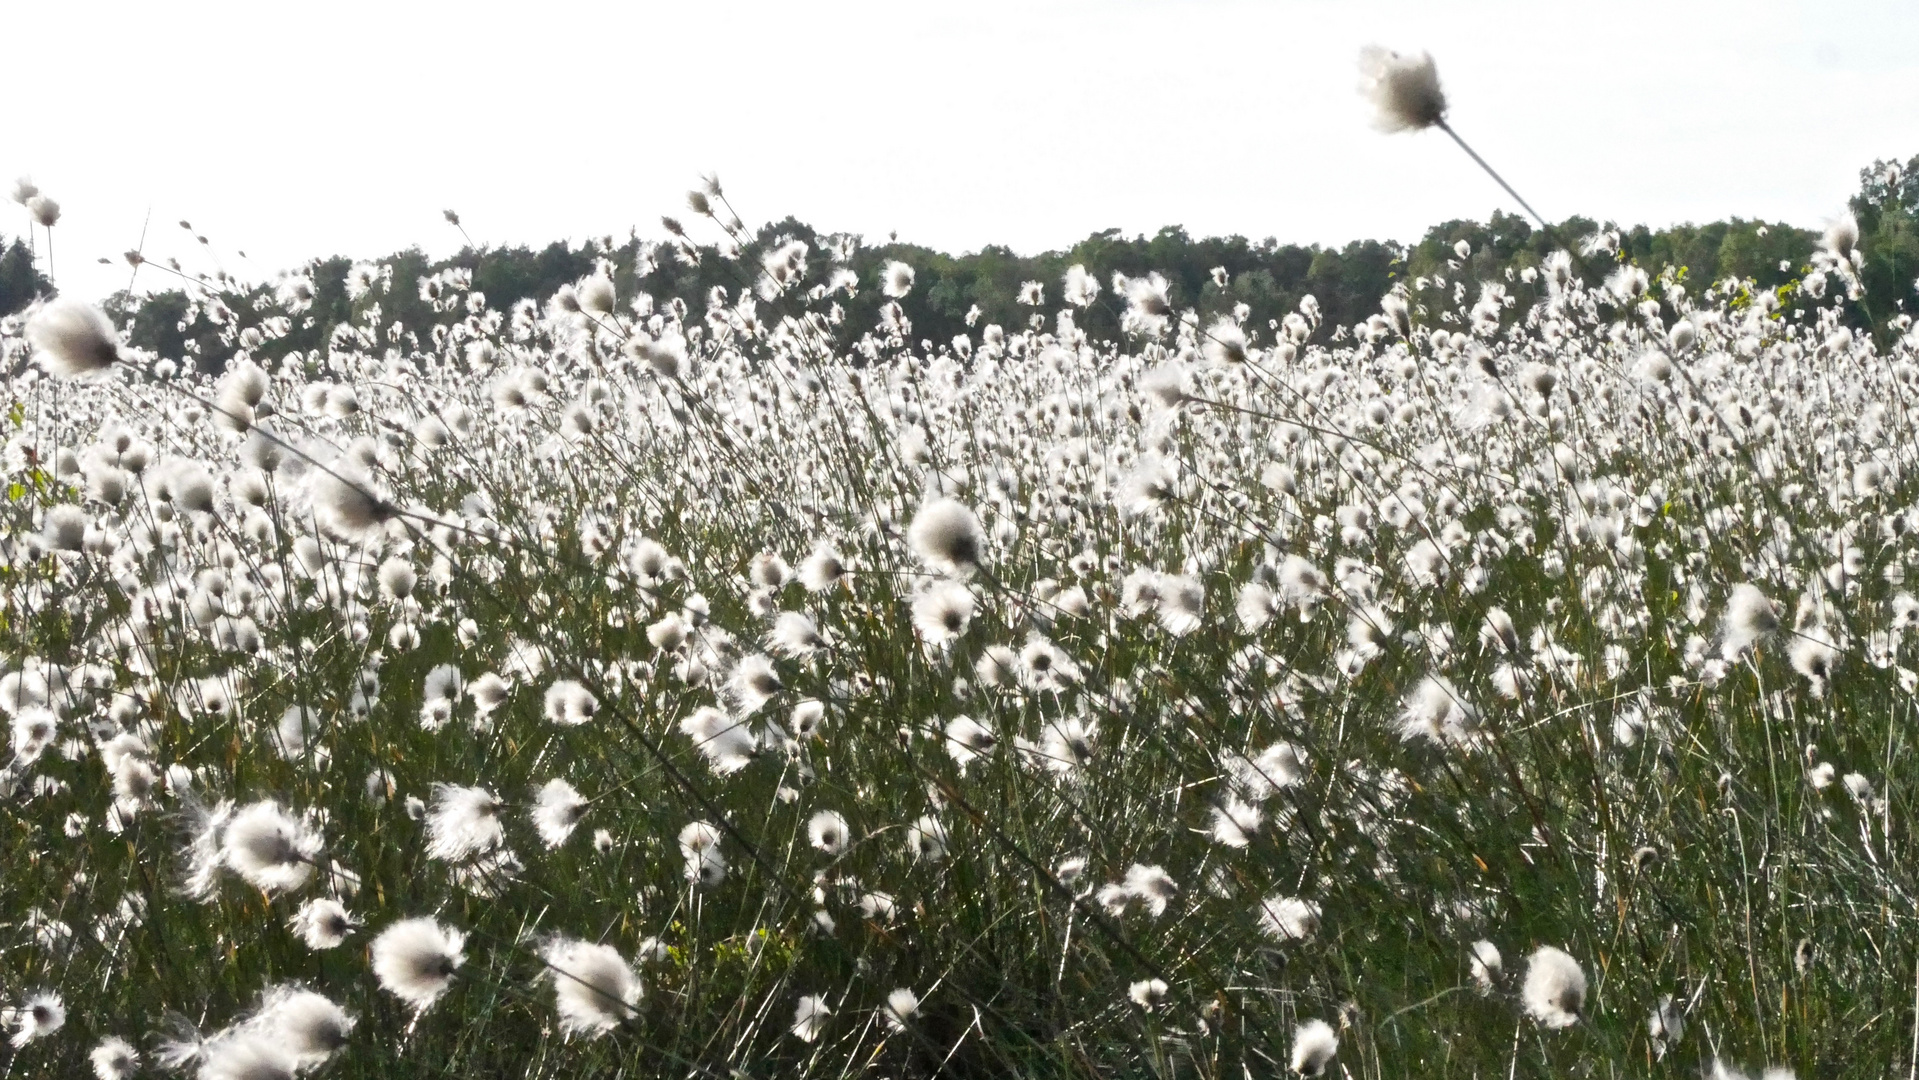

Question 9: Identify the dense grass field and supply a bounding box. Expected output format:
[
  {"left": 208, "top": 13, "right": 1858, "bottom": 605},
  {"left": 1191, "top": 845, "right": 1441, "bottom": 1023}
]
[{"left": 0, "top": 196, "right": 1913, "bottom": 1079}]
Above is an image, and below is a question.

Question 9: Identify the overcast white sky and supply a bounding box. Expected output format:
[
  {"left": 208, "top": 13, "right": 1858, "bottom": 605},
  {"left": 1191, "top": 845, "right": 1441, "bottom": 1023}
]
[{"left": 7, "top": 0, "right": 1917, "bottom": 301}]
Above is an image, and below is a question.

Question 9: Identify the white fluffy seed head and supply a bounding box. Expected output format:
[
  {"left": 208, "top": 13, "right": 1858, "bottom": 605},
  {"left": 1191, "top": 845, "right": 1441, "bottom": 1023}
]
[
  {"left": 678, "top": 820, "right": 722, "bottom": 854},
  {"left": 881, "top": 261, "right": 915, "bottom": 298},
  {"left": 1122, "top": 863, "right": 1178, "bottom": 917},
  {"left": 90, "top": 1036, "right": 140, "bottom": 1080},
  {"left": 221, "top": 360, "right": 271, "bottom": 408},
  {"left": 273, "top": 707, "right": 320, "bottom": 760},
  {"left": 799, "top": 544, "right": 846, "bottom": 591},
  {"left": 944, "top": 715, "right": 996, "bottom": 767},
  {"left": 729, "top": 654, "right": 783, "bottom": 715},
  {"left": 1649, "top": 994, "right": 1685, "bottom": 1046},
  {"left": 1290, "top": 1018, "right": 1339, "bottom": 1076},
  {"left": 906, "top": 814, "right": 948, "bottom": 862},
  {"left": 911, "top": 581, "right": 976, "bottom": 644},
  {"left": 1636, "top": 350, "right": 1674, "bottom": 383},
  {"left": 8, "top": 990, "right": 63, "bottom": 1048},
  {"left": 1521, "top": 945, "right": 1587, "bottom": 1028},
  {"left": 790, "top": 995, "right": 833, "bottom": 1042},
  {"left": 1358, "top": 46, "right": 1447, "bottom": 132},
  {"left": 291, "top": 898, "right": 356, "bottom": 950},
  {"left": 577, "top": 275, "right": 617, "bottom": 316},
  {"left": 311, "top": 464, "right": 395, "bottom": 539},
  {"left": 1397, "top": 675, "right": 1479, "bottom": 747},
  {"left": 39, "top": 504, "right": 87, "bottom": 552},
  {"left": 1469, "top": 939, "right": 1503, "bottom": 991},
  {"left": 412, "top": 414, "right": 451, "bottom": 448},
  {"left": 646, "top": 612, "right": 688, "bottom": 652},
  {"left": 259, "top": 986, "right": 355, "bottom": 1061},
  {"left": 1258, "top": 895, "right": 1321, "bottom": 942},
  {"left": 908, "top": 498, "right": 985, "bottom": 575},
  {"left": 425, "top": 784, "right": 504, "bottom": 861},
  {"left": 769, "top": 610, "right": 826, "bottom": 657},
  {"left": 789, "top": 699, "right": 826, "bottom": 739},
  {"left": 1141, "top": 362, "right": 1189, "bottom": 409},
  {"left": 27, "top": 299, "right": 121, "bottom": 378},
  {"left": 423, "top": 663, "right": 464, "bottom": 703},
  {"left": 1722, "top": 584, "right": 1779, "bottom": 659},
  {"left": 1842, "top": 771, "right": 1873, "bottom": 801},
  {"left": 197, "top": 1034, "right": 297, "bottom": 1080},
  {"left": 543, "top": 938, "right": 641, "bottom": 1038},
  {"left": 1128, "top": 978, "right": 1169, "bottom": 1009},
  {"left": 681, "top": 706, "right": 755, "bottom": 774},
  {"left": 377, "top": 557, "right": 417, "bottom": 600},
  {"left": 1063, "top": 263, "right": 1100, "bottom": 306},
  {"left": 1037, "top": 714, "right": 1096, "bottom": 774},
  {"left": 468, "top": 671, "right": 508, "bottom": 713},
  {"left": 807, "top": 809, "right": 850, "bottom": 854},
  {"left": 1153, "top": 573, "right": 1205, "bottom": 635},
  {"left": 883, "top": 988, "right": 920, "bottom": 1029},
  {"left": 1234, "top": 742, "right": 1306, "bottom": 799},
  {"left": 640, "top": 333, "right": 686, "bottom": 379},
  {"left": 1209, "top": 797, "right": 1263, "bottom": 848},
  {"left": 679, "top": 821, "right": 727, "bottom": 886},
  {"left": 1824, "top": 214, "right": 1859, "bottom": 260},
  {"left": 533, "top": 778, "right": 589, "bottom": 848},
  {"left": 1669, "top": 320, "right": 1697, "bottom": 353},
  {"left": 370, "top": 917, "right": 466, "bottom": 1011},
  {"left": 1201, "top": 317, "right": 1250, "bottom": 366},
  {"left": 220, "top": 800, "right": 322, "bottom": 894},
  {"left": 543, "top": 680, "right": 599, "bottom": 726}
]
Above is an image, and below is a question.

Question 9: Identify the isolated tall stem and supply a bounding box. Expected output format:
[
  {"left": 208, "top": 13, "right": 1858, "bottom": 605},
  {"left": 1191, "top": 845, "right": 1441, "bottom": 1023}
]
[
  {"left": 1436, "top": 120, "right": 1551, "bottom": 233},
  {"left": 1434, "top": 117, "right": 1611, "bottom": 286}
]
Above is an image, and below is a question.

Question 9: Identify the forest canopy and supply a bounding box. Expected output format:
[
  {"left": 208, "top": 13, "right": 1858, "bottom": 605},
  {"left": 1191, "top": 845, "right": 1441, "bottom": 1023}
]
[{"left": 7, "top": 153, "right": 1917, "bottom": 373}]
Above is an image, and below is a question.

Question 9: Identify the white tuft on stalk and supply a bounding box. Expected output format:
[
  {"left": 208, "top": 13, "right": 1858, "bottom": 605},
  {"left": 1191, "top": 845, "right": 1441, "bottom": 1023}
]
[
  {"left": 1357, "top": 46, "right": 1447, "bottom": 132},
  {"left": 1290, "top": 1018, "right": 1339, "bottom": 1076},
  {"left": 1521, "top": 946, "right": 1586, "bottom": 1028},
  {"left": 542, "top": 938, "right": 641, "bottom": 1038},
  {"left": 26, "top": 299, "right": 121, "bottom": 378},
  {"left": 908, "top": 498, "right": 986, "bottom": 576},
  {"left": 370, "top": 917, "right": 467, "bottom": 1012}
]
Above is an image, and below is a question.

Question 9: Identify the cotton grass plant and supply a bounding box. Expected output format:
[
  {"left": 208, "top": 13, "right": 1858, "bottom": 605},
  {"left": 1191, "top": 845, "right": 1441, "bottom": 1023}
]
[{"left": 0, "top": 48, "right": 1913, "bottom": 1080}]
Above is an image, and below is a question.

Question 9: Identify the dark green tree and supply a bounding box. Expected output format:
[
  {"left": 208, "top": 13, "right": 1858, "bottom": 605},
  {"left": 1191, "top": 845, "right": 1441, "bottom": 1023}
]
[
  {"left": 1852, "top": 153, "right": 1919, "bottom": 338},
  {"left": 114, "top": 155, "right": 1915, "bottom": 369},
  {"left": 0, "top": 233, "right": 49, "bottom": 317}
]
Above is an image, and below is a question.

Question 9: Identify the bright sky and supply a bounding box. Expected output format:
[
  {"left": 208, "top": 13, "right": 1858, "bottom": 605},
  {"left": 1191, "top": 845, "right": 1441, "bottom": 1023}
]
[{"left": 8, "top": 0, "right": 1917, "bottom": 302}]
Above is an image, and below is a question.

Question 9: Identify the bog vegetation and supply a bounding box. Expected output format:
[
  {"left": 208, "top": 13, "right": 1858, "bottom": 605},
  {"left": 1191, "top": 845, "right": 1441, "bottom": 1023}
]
[{"left": 4, "top": 56, "right": 1919, "bottom": 1080}]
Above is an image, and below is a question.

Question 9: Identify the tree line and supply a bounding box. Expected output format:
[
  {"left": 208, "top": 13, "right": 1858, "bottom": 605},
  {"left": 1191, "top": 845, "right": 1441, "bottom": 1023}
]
[{"left": 6, "top": 153, "right": 1915, "bottom": 371}]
